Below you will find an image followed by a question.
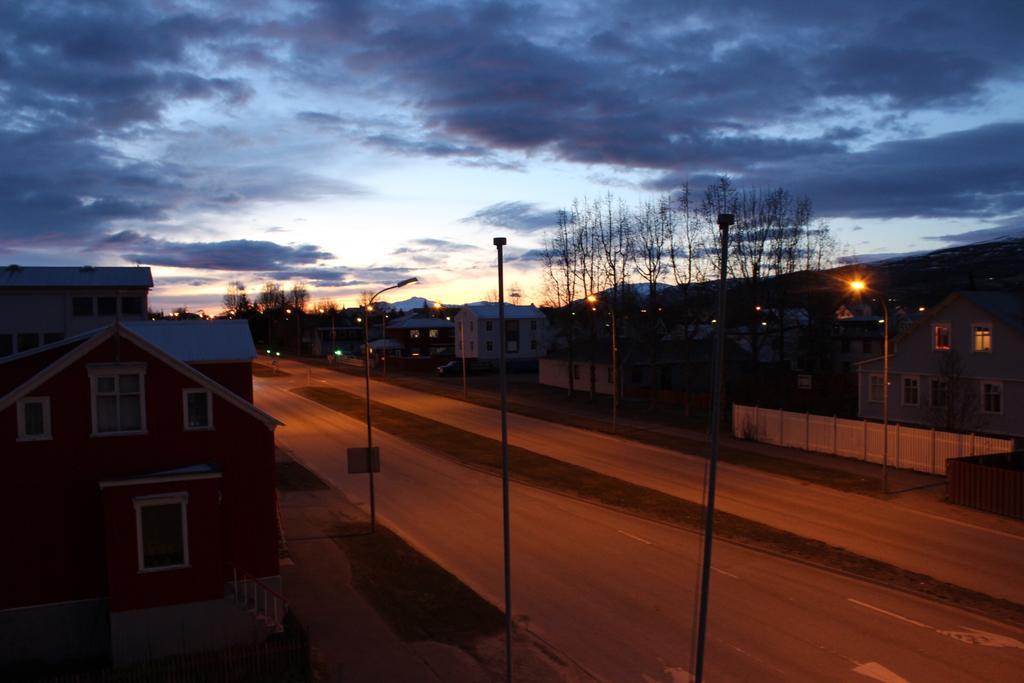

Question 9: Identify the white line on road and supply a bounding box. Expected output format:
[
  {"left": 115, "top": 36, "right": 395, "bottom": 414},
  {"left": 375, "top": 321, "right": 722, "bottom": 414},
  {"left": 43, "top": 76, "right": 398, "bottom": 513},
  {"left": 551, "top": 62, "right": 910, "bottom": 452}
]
[
  {"left": 616, "top": 529, "right": 653, "bottom": 545},
  {"left": 847, "top": 598, "right": 933, "bottom": 630},
  {"left": 712, "top": 566, "right": 740, "bottom": 579},
  {"left": 852, "top": 661, "right": 911, "bottom": 683}
]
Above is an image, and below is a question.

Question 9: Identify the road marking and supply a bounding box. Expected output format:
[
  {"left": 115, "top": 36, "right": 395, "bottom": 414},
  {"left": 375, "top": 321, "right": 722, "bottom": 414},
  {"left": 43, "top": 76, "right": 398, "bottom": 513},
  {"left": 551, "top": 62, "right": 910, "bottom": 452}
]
[
  {"left": 616, "top": 529, "right": 652, "bottom": 545},
  {"left": 712, "top": 566, "right": 739, "bottom": 579},
  {"left": 852, "top": 661, "right": 910, "bottom": 683},
  {"left": 848, "top": 599, "right": 1024, "bottom": 650},
  {"left": 847, "top": 599, "right": 932, "bottom": 630}
]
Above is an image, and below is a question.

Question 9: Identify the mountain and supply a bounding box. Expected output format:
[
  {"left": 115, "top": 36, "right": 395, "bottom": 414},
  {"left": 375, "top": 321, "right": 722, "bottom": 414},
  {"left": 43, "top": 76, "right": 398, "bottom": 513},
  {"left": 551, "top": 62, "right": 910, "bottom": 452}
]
[{"left": 383, "top": 296, "right": 438, "bottom": 312}]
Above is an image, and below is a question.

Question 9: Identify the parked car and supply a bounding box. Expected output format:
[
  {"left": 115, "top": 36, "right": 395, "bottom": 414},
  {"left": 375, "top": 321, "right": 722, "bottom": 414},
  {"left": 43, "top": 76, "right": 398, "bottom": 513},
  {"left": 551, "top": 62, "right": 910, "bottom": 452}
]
[{"left": 437, "top": 360, "right": 461, "bottom": 376}]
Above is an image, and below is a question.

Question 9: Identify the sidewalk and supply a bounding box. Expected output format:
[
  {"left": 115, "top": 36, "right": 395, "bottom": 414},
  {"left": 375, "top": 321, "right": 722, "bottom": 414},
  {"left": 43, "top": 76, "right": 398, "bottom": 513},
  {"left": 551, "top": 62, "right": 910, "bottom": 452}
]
[{"left": 275, "top": 453, "right": 588, "bottom": 682}]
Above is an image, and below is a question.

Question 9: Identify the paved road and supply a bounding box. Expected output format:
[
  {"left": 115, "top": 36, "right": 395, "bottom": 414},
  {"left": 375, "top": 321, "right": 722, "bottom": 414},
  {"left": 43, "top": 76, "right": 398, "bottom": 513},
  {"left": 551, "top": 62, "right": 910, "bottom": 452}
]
[
  {"left": 270, "top": 360, "right": 1024, "bottom": 606},
  {"left": 257, "top": 375, "right": 1024, "bottom": 683}
]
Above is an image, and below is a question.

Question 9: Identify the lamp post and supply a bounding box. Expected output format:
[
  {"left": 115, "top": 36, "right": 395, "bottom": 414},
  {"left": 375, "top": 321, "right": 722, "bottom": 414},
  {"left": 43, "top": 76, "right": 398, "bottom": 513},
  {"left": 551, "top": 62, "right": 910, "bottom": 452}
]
[
  {"left": 587, "top": 293, "right": 618, "bottom": 433},
  {"left": 493, "top": 237, "right": 513, "bottom": 683},
  {"left": 363, "top": 277, "right": 417, "bottom": 533},
  {"left": 850, "top": 279, "right": 889, "bottom": 494},
  {"left": 694, "top": 212, "right": 733, "bottom": 683}
]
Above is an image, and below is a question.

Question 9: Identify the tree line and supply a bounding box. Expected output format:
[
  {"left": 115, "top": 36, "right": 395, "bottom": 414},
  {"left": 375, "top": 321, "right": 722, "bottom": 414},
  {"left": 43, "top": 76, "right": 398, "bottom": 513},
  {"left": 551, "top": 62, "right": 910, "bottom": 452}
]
[{"left": 542, "top": 176, "right": 839, "bottom": 409}]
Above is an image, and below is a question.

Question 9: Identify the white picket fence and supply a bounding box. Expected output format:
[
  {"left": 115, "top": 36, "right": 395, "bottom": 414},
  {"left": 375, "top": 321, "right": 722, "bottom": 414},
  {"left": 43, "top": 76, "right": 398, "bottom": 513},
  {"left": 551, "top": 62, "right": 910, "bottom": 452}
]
[{"left": 732, "top": 404, "right": 1014, "bottom": 475}]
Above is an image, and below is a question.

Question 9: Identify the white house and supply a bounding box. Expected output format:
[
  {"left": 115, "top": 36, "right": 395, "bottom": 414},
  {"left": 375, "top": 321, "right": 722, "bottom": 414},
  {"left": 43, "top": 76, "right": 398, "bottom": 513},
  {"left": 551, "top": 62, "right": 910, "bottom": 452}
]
[
  {"left": 454, "top": 303, "right": 548, "bottom": 361},
  {"left": 0, "top": 265, "right": 153, "bottom": 356},
  {"left": 857, "top": 291, "right": 1024, "bottom": 439}
]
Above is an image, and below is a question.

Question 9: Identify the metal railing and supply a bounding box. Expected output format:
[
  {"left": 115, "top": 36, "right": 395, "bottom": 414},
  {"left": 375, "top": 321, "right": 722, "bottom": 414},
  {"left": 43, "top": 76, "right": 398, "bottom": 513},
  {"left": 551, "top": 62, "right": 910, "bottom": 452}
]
[{"left": 228, "top": 563, "right": 288, "bottom": 633}]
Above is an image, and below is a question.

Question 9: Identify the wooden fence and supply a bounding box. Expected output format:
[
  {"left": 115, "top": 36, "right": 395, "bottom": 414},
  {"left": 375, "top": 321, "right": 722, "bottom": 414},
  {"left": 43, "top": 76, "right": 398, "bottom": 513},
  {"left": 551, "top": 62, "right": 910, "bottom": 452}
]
[
  {"left": 947, "top": 454, "right": 1024, "bottom": 519},
  {"left": 732, "top": 404, "right": 1014, "bottom": 475}
]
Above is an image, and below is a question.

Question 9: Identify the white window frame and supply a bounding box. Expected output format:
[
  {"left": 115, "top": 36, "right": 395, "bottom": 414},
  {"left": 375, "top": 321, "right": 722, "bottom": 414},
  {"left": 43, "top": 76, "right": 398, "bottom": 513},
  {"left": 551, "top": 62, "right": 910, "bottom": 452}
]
[
  {"left": 182, "top": 388, "right": 213, "bottom": 431},
  {"left": 933, "top": 323, "right": 951, "bottom": 351},
  {"left": 17, "top": 396, "right": 52, "bottom": 441},
  {"left": 981, "top": 381, "right": 1003, "bottom": 414},
  {"left": 868, "top": 374, "right": 884, "bottom": 403},
  {"left": 972, "top": 322, "right": 992, "bottom": 353},
  {"left": 428, "top": 329, "right": 439, "bottom": 338},
  {"left": 929, "top": 378, "right": 949, "bottom": 408},
  {"left": 88, "top": 363, "right": 147, "bottom": 436},
  {"left": 901, "top": 376, "right": 920, "bottom": 407},
  {"left": 409, "top": 329, "right": 421, "bottom": 339},
  {"left": 134, "top": 492, "right": 190, "bottom": 573}
]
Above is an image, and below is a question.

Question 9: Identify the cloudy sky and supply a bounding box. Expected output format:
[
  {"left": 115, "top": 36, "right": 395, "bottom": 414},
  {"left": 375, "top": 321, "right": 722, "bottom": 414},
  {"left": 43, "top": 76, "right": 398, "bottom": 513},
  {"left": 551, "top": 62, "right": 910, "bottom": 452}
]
[{"left": 2, "top": 1, "right": 1021, "bottom": 310}]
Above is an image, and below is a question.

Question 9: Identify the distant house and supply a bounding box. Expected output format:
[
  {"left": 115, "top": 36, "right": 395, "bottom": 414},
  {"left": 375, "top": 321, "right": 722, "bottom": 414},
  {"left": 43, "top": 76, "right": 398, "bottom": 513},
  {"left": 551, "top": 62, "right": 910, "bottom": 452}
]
[
  {"left": 857, "top": 291, "right": 1024, "bottom": 439},
  {"left": 454, "top": 303, "right": 548, "bottom": 364},
  {"left": 0, "top": 265, "right": 153, "bottom": 356},
  {"left": 385, "top": 314, "right": 455, "bottom": 358},
  {"left": 0, "top": 320, "right": 283, "bottom": 667}
]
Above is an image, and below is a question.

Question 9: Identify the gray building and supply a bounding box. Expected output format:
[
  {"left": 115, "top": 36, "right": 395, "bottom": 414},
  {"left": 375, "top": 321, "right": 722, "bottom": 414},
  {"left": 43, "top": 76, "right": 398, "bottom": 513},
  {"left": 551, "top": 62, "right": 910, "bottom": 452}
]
[
  {"left": 454, "top": 302, "right": 548, "bottom": 361},
  {"left": 0, "top": 265, "right": 153, "bottom": 356},
  {"left": 857, "top": 291, "right": 1024, "bottom": 438}
]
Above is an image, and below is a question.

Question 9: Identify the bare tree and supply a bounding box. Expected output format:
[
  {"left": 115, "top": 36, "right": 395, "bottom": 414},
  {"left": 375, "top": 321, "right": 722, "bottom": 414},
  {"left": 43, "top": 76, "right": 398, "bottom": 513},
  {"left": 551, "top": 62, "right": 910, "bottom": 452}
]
[
  {"left": 669, "top": 182, "right": 715, "bottom": 415},
  {"left": 543, "top": 209, "right": 578, "bottom": 395},
  {"left": 633, "top": 196, "right": 674, "bottom": 404},
  {"left": 929, "top": 350, "right": 981, "bottom": 432},
  {"left": 223, "top": 280, "right": 251, "bottom": 315},
  {"left": 257, "top": 282, "right": 286, "bottom": 311},
  {"left": 289, "top": 282, "right": 309, "bottom": 312}
]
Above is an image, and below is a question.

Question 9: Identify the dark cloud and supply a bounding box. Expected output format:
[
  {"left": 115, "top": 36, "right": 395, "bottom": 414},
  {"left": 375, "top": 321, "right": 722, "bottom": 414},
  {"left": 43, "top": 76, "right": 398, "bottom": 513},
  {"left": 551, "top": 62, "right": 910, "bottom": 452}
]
[
  {"left": 102, "top": 231, "right": 334, "bottom": 271},
  {"left": 460, "top": 202, "right": 556, "bottom": 234}
]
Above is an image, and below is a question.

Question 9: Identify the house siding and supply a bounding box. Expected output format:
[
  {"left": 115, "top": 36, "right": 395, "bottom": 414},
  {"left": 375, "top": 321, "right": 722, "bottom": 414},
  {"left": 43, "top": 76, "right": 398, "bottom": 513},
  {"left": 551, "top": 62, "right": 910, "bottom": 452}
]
[
  {"left": 0, "top": 336, "right": 278, "bottom": 614},
  {"left": 858, "top": 295, "right": 1024, "bottom": 438}
]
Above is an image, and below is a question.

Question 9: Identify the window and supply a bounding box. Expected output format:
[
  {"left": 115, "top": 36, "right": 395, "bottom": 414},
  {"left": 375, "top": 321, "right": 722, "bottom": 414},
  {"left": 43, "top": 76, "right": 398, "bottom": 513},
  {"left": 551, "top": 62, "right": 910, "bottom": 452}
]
[
  {"left": 841, "top": 339, "right": 851, "bottom": 353},
  {"left": 121, "top": 296, "right": 143, "bottom": 315},
  {"left": 507, "top": 340, "right": 518, "bottom": 353},
  {"left": 973, "top": 325, "right": 992, "bottom": 352},
  {"left": 470, "top": 321, "right": 474, "bottom": 333},
  {"left": 930, "top": 379, "right": 948, "bottom": 407},
  {"left": 409, "top": 329, "right": 421, "bottom": 339},
  {"left": 531, "top": 339, "right": 537, "bottom": 350},
  {"left": 0, "top": 334, "right": 11, "bottom": 356},
  {"left": 72, "top": 296, "right": 93, "bottom": 316},
  {"left": 869, "top": 374, "right": 884, "bottom": 403},
  {"left": 982, "top": 382, "right": 1002, "bottom": 414},
  {"left": 933, "top": 324, "right": 950, "bottom": 351},
  {"left": 135, "top": 494, "right": 189, "bottom": 571},
  {"left": 90, "top": 365, "right": 146, "bottom": 435},
  {"left": 16, "top": 333, "right": 39, "bottom": 352},
  {"left": 607, "top": 366, "right": 613, "bottom": 383},
  {"left": 530, "top": 320, "right": 537, "bottom": 331},
  {"left": 183, "top": 389, "right": 212, "bottom": 430},
  {"left": 97, "top": 296, "right": 117, "bottom": 316},
  {"left": 862, "top": 340, "right": 872, "bottom": 354},
  {"left": 902, "top": 377, "right": 919, "bottom": 406},
  {"left": 42, "top": 332, "right": 64, "bottom": 345},
  {"left": 486, "top": 341, "right": 493, "bottom": 352},
  {"left": 469, "top": 341, "right": 475, "bottom": 352},
  {"left": 485, "top": 321, "right": 493, "bottom": 332},
  {"left": 428, "top": 329, "right": 439, "bottom": 338},
  {"left": 17, "top": 397, "right": 51, "bottom": 441}
]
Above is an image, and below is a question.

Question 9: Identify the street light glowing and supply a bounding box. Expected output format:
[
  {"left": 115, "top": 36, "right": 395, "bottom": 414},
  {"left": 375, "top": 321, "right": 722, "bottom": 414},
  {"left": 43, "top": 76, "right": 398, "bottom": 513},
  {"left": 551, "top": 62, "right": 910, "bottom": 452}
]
[
  {"left": 849, "top": 280, "right": 866, "bottom": 291},
  {"left": 586, "top": 294, "right": 597, "bottom": 303}
]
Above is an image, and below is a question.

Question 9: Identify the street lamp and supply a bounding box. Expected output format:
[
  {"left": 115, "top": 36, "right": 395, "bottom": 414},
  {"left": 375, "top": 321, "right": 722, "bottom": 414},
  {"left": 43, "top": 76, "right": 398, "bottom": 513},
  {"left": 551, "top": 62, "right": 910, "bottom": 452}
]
[
  {"left": 587, "top": 293, "right": 618, "bottom": 433},
  {"left": 850, "top": 278, "right": 890, "bottom": 494},
  {"left": 363, "top": 276, "right": 418, "bottom": 532}
]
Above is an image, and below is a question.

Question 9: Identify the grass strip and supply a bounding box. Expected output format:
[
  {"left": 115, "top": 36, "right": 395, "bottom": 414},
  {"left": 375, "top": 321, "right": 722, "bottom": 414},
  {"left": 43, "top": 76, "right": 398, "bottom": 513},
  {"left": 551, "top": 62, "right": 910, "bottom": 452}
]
[
  {"left": 295, "top": 384, "right": 1024, "bottom": 628},
  {"left": 331, "top": 520, "right": 504, "bottom": 646},
  {"left": 302, "top": 358, "right": 879, "bottom": 494},
  {"left": 276, "top": 460, "right": 329, "bottom": 491}
]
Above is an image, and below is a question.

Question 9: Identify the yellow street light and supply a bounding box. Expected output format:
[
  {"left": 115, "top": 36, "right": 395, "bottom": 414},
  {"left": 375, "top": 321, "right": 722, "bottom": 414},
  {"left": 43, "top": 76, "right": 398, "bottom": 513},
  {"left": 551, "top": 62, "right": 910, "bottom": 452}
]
[{"left": 848, "top": 278, "right": 889, "bottom": 493}]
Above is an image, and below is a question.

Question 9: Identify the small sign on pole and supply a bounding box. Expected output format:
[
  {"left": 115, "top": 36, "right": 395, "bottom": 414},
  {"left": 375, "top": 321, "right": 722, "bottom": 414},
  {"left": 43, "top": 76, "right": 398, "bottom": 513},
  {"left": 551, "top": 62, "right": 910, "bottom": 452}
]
[{"left": 347, "top": 447, "right": 381, "bottom": 474}]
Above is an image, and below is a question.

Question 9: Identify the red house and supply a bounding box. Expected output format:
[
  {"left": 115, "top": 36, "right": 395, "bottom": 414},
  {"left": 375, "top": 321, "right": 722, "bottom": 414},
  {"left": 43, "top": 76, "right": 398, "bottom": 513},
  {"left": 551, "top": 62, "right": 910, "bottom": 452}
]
[{"left": 0, "top": 320, "right": 283, "bottom": 668}]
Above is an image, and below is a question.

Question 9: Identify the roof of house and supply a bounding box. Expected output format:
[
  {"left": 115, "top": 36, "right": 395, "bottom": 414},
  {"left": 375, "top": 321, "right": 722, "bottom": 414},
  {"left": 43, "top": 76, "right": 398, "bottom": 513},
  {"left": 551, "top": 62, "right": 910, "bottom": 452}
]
[
  {"left": 387, "top": 315, "right": 455, "bottom": 330},
  {"left": 0, "top": 265, "right": 153, "bottom": 289},
  {"left": 123, "top": 320, "right": 256, "bottom": 362},
  {"left": 957, "top": 291, "right": 1024, "bottom": 336},
  {"left": 460, "top": 303, "right": 547, "bottom": 320},
  {"left": 0, "top": 323, "right": 281, "bottom": 429}
]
